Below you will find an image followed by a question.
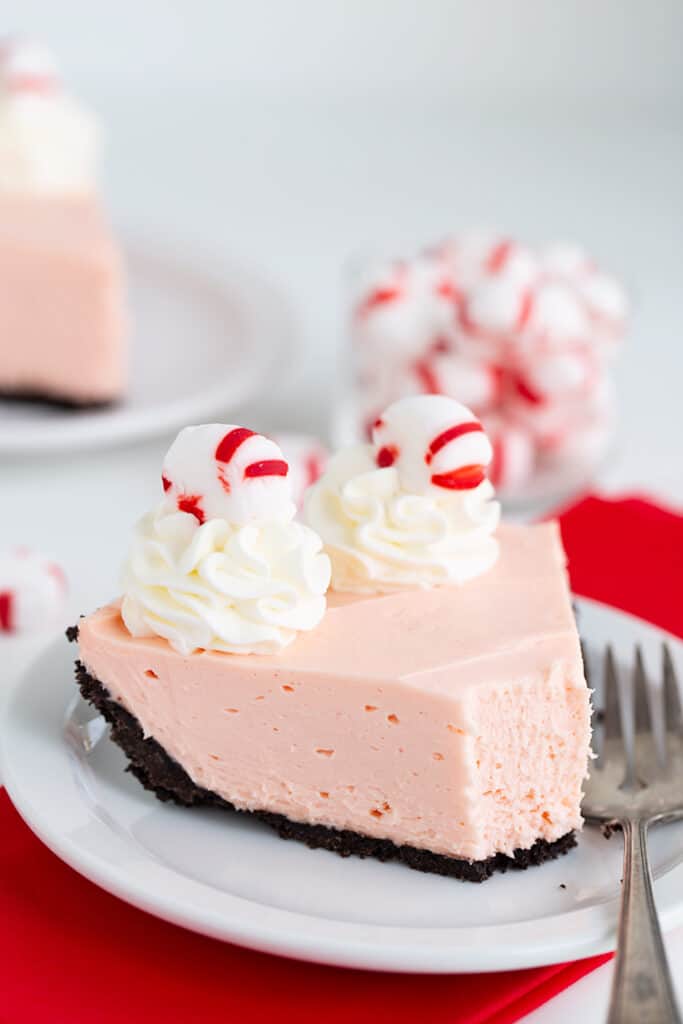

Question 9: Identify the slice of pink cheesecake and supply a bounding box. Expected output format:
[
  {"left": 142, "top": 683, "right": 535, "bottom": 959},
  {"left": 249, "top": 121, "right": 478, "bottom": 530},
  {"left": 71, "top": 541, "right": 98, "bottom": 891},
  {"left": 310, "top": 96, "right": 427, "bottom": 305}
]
[
  {"left": 0, "top": 195, "right": 126, "bottom": 406},
  {"left": 74, "top": 521, "right": 590, "bottom": 880},
  {"left": 0, "top": 39, "right": 127, "bottom": 406}
]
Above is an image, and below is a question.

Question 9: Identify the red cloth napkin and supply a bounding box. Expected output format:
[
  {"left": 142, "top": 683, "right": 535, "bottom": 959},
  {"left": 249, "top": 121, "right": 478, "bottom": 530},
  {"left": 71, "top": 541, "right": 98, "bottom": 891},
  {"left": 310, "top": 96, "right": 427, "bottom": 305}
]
[
  {"left": 1, "top": 495, "right": 681, "bottom": 1024},
  {"left": 557, "top": 494, "right": 683, "bottom": 637}
]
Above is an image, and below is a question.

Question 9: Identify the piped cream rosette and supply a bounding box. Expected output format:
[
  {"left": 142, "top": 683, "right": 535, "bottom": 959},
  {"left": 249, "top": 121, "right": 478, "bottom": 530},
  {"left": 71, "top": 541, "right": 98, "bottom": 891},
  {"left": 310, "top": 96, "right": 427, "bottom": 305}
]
[
  {"left": 306, "top": 396, "right": 500, "bottom": 593},
  {"left": 122, "top": 424, "right": 331, "bottom": 655},
  {"left": 0, "top": 38, "right": 100, "bottom": 194}
]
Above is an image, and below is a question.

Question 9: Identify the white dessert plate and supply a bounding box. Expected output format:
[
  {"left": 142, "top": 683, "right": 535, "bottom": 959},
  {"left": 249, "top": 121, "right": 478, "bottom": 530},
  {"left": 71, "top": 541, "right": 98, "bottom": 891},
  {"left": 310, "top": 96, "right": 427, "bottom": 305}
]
[
  {"left": 2, "top": 598, "right": 683, "bottom": 974},
  {"left": 0, "top": 238, "right": 297, "bottom": 455}
]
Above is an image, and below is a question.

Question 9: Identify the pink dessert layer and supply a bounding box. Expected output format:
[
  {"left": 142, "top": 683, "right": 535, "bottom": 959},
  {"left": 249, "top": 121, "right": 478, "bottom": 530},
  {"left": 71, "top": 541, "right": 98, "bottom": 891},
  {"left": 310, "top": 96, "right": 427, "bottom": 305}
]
[
  {"left": 78, "top": 522, "right": 590, "bottom": 862},
  {"left": 0, "top": 195, "right": 126, "bottom": 403}
]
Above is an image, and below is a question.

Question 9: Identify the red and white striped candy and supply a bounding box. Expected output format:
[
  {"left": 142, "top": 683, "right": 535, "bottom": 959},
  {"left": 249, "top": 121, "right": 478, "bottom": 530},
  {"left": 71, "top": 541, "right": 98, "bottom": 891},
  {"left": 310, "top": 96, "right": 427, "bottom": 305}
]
[
  {"left": 480, "top": 239, "right": 538, "bottom": 289},
  {"left": 444, "top": 231, "right": 539, "bottom": 290},
  {"left": 523, "top": 280, "right": 589, "bottom": 346},
  {"left": 161, "top": 424, "right": 295, "bottom": 526},
  {"left": 506, "top": 338, "right": 601, "bottom": 449},
  {"left": 353, "top": 261, "right": 407, "bottom": 320},
  {"left": 538, "top": 246, "right": 627, "bottom": 342},
  {"left": 0, "top": 548, "right": 66, "bottom": 634},
  {"left": 0, "top": 38, "right": 59, "bottom": 94},
  {"left": 272, "top": 433, "right": 328, "bottom": 510},
  {"left": 509, "top": 371, "right": 614, "bottom": 453},
  {"left": 580, "top": 271, "right": 628, "bottom": 328},
  {"left": 451, "top": 241, "right": 538, "bottom": 361},
  {"left": 349, "top": 231, "right": 626, "bottom": 483},
  {"left": 463, "top": 276, "right": 534, "bottom": 339},
  {"left": 512, "top": 344, "right": 596, "bottom": 403},
  {"left": 538, "top": 406, "right": 615, "bottom": 467},
  {"left": 437, "top": 231, "right": 496, "bottom": 283},
  {"left": 353, "top": 258, "right": 459, "bottom": 362},
  {"left": 481, "top": 415, "right": 535, "bottom": 492},
  {"left": 539, "top": 242, "right": 594, "bottom": 280},
  {"left": 372, "top": 395, "right": 493, "bottom": 495},
  {"left": 408, "top": 351, "right": 501, "bottom": 414}
]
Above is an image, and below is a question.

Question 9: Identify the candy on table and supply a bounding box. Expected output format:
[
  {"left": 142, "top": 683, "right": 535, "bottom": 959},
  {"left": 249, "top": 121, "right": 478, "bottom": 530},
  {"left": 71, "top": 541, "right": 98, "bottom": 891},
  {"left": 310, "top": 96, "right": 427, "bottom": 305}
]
[
  {"left": 161, "top": 423, "right": 295, "bottom": 526},
  {"left": 271, "top": 433, "right": 328, "bottom": 509},
  {"left": 348, "top": 229, "right": 627, "bottom": 492},
  {"left": 0, "top": 548, "right": 67, "bottom": 634}
]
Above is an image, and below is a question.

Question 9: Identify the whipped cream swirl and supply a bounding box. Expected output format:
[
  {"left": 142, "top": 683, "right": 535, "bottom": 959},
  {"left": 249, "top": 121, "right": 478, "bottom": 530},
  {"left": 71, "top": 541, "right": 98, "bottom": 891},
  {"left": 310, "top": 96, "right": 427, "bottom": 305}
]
[
  {"left": 305, "top": 444, "right": 500, "bottom": 594},
  {"left": 121, "top": 424, "right": 330, "bottom": 655},
  {"left": 0, "top": 40, "right": 99, "bottom": 195},
  {"left": 122, "top": 502, "right": 330, "bottom": 656}
]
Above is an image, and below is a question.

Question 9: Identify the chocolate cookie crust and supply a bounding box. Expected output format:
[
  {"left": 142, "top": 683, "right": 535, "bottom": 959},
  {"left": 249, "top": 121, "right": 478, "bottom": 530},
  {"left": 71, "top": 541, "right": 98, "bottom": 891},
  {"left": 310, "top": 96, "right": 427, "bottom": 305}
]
[
  {"left": 70, "top": 643, "right": 577, "bottom": 883},
  {"left": 0, "top": 390, "right": 115, "bottom": 411}
]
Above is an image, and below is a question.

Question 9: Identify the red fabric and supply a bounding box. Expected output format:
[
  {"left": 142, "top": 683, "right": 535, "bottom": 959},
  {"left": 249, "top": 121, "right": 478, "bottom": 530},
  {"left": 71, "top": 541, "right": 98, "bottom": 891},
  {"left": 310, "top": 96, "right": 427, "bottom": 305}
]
[
  {"left": 1, "top": 495, "right": 679, "bottom": 1024},
  {"left": 557, "top": 495, "right": 683, "bottom": 639}
]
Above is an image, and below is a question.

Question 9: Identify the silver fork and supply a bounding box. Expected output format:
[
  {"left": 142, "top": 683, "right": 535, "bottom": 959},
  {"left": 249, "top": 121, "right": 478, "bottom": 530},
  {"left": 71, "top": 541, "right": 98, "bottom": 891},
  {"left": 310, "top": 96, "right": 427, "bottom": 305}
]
[{"left": 583, "top": 643, "right": 683, "bottom": 1024}]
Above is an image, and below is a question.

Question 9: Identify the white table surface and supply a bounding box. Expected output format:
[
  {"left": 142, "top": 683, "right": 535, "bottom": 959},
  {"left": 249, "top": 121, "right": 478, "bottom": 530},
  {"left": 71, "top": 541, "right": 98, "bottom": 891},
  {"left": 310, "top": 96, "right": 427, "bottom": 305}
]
[{"left": 1, "top": 93, "right": 682, "bottom": 1020}]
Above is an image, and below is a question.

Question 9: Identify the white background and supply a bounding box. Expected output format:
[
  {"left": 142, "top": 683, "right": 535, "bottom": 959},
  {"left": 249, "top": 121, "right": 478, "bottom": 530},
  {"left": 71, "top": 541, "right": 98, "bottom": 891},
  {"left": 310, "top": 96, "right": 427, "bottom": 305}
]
[{"left": 2, "top": 2, "right": 683, "bottom": 1020}]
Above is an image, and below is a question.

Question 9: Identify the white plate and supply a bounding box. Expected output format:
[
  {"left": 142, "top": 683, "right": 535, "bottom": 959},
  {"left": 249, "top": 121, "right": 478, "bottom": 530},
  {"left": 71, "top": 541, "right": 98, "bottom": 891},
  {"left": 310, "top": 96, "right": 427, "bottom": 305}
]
[
  {"left": 0, "top": 238, "right": 296, "bottom": 455},
  {"left": 2, "top": 599, "right": 683, "bottom": 974}
]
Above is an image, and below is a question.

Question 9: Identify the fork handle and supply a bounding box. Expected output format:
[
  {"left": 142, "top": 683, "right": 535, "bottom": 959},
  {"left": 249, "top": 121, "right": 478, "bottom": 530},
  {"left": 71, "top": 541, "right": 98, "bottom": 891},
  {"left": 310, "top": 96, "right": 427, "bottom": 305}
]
[{"left": 608, "top": 818, "right": 681, "bottom": 1024}]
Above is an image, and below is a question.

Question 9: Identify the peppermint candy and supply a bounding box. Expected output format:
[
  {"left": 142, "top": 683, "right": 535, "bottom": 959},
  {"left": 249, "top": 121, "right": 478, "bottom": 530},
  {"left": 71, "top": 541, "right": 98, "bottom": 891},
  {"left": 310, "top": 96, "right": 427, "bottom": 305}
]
[
  {"left": 408, "top": 351, "right": 501, "bottom": 414},
  {"left": 372, "top": 395, "right": 492, "bottom": 494},
  {"left": 350, "top": 229, "right": 627, "bottom": 493},
  {"left": 482, "top": 415, "right": 535, "bottom": 491},
  {"left": 161, "top": 424, "right": 296, "bottom": 526},
  {"left": 354, "top": 258, "right": 459, "bottom": 363},
  {"left": 0, "top": 548, "right": 66, "bottom": 634}
]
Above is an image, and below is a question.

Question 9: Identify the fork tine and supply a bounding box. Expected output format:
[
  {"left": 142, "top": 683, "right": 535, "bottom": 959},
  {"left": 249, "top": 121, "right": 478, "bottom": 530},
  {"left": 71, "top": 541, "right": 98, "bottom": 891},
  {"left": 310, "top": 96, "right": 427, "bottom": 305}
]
[
  {"left": 582, "top": 640, "right": 600, "bottom": 732},
  {"left": 600, "top": 645, "right": 631, "bottom": 783},
  {"left": 633, "top": 646, "right": 651, "bottom": 735},
  {"left": 663, "top": 643, "right": 683, "bottom": 736},
  {"left": 633, "top": 643, "right": 664, "bottom": 777},
  {"left": 581, "top": 639, "right": 591, "bottom": 687},
  {"left": 603, "top": 645, "right": 621, "bottom": 742}
]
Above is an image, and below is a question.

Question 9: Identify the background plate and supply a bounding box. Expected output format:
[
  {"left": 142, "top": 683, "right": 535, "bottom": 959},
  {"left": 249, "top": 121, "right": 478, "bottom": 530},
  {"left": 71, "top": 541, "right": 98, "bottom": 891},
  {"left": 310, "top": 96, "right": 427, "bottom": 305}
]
[
  {"left": 0, "top": 238, "right": 296, "bottom": 455},
  {"left": 2, "top": 599, "right": 683, "bottom": 973}
]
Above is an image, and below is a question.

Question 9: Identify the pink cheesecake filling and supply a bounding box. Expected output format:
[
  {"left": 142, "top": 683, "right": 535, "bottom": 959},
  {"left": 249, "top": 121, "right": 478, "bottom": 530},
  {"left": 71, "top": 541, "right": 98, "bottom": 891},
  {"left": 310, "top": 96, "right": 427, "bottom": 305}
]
[
  {"left": 0, "top": 195, "right": 126, "bottom": 402},
  {"left": 78, "top": 522, "right": 590, "bottom": 862}
]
